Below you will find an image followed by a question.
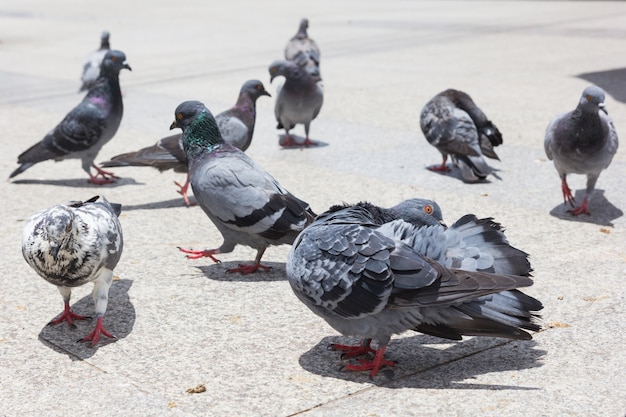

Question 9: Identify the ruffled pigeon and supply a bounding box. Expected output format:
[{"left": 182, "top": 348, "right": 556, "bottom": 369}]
[
  {"left": 420, "top": 89, "right": 502, "bottom": 182},
  {"left": 170, "top": 100, "right": 316, "bottom": 274},
  {"left": 544, "top": 85, "right": 619, "bottom": 215},
  {"left": 21, "top": 196, "right": 124, "bottom": 347},
  {"left": 287, "top": 199, "right": 543, "bottom": 377},
  {"left": 269, "top": 59, "right": 323, "bottom": 147},
  {"left": 79, "top": 30, "right": 111, "bottom": 92},
  {"left": 10, "top": 50, "right": 131, "bottom": 184},
  {"left": 100, "top": 80, "right": 270, "bottom": 205}
]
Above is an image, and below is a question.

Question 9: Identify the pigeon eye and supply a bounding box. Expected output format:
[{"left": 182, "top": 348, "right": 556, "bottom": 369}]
[
  {"left": 177, "top": 113, "right": 183, "bottom": 120},
  {"left": 424, "top": 205, "right": 433, "bottom": 215},
  {"left": 111, "top": 56, "right": 117, "bottom": 61}
]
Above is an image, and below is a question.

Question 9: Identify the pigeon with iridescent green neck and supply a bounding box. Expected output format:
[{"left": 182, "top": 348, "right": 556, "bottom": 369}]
[{"left": 171, "top": 100, "right": 315, "bottom": 274}]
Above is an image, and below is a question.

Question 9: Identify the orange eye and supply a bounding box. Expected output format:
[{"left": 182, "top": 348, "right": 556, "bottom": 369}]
[
  {"left": 256, "top": 84, "right": 262, "bottom": 90},
  {"left": 177, "top": 113, "right": 183, "bottom": 120},
  {"left": 111, "top": 56, "right": 117, "bottom": 61},
  {"left": 424, "top": 205, "right": 433, "bottom": 214}
]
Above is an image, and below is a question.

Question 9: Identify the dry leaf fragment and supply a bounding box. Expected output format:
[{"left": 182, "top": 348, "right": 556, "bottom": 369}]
[
  {"left": 547, "top": 321, "right": 570, "bottom": 328},
  {"left": 186, "top": 384, "right": 206, "bottom": 394}
]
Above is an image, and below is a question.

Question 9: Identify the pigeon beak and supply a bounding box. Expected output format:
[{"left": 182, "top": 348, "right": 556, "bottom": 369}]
[
  {"left": 170, "top": 120, "right": 178, "bottom": 130},
  {"left": 262, "top": 90, "right": 272, "bottom": 97},
  {"left": 50, "top": 244, "right": 60, "bottom": 261},
  {"left": 123, "top": 61, "right": 132, "bottom": 71},
  {"left": 439, "top": 219, "right": 448, "bottom": 228}
]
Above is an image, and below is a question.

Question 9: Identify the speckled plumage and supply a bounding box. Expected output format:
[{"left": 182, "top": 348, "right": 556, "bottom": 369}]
[
  {"left": 171, "top": 100, "right": 316, "bottom": 274},
  {"left": 544, "top": 85, "right": 619, "bottom": 215},
  {"left": 11, "top": 50, "right": 131, "bottom": 184},
  {"left": 420, "top": 89, "right": 502, "bottom": 181},
  {"left": 287, "top": 199, "right": 542, "bottom": 377},
  {"left": 284, "top": 18, "right": 321, "bottom": 78},
  {"left": 22, "top": 195, "right": 124, "bottom": 346}
]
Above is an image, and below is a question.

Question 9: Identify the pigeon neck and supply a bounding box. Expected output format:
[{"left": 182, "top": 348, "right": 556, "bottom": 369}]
[{"left": 183, "top": 111, "right": 224, "bottom": 158}]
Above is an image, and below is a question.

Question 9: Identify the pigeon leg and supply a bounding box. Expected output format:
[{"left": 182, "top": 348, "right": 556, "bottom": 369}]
[
  {"left": 340, "top": 344, "right": 395, "bottom": 378},
  {"left": 174, "top": 174, "right": 194, "bottom": 206},
  {"left": 330, "top": 338, "right": 375, "bottom": 359},
  {"left": 88, "top": 164, "right": 119, "bottom": 185},
  {"left": 561, "top": 176, "right": 576, "bottom": 207},
  {"left": 79, "top": 316, "right": 115, "bottom": 347},
  {"left": 178, "top": 247, "right": 222, "bottom": 263},
  {"left": 428, "top": 156, "right": 451, "bottom": 172},
  {"left": 302, "top": 123, "right": 318, "bottom": 147},
  {"left": 281, "top": 131, "right": 299, "bottom": 147},
  {"left": 227, "top": 248, "right": 271, "bottom": 274},
  {"left": 568, "top": 197, "right": 590, "bottom": 215},
  {"left": 49, "top": 287, "right": 89, "bottom": 328}
]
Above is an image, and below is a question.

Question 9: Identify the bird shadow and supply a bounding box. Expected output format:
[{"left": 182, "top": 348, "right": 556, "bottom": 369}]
[
  {"left": 122, "top": 197, "right": 192, "bottom": 211},
  {"left": 576, "top": 67, "right": 626, "bottom": 103},
  {"left": 549, "top": 189, "right": 622, "bottom": 226},
  {"left": 425, "top": 164, "right": 499, "bottom": 184},
  {"left": 193, "top": 262, "right": 288, "bottom": 282},
  {"left": 37, "top": 279, "right": 135, "bottom": 360},
  {"left": 277, "top": 134, "right": 329, "bottom": 149},
  {"left": 10, "top": 177, "right": 143, "bottom": 188},
  {"left": 299, "top": 334, "right": 545, "bottom": 388}
]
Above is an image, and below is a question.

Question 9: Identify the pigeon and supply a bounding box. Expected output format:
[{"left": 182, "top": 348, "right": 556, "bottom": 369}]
[
  {"left": 544, "top": 86, "right": 619, "bottom": 215},
  {"left": 420, "top": 89, "right": 503, "bottom": 182},
  {"left": 10, "top": 50, "right": 131, "bottom": 184},
  {"left": 79, "top": 30, "right": 111, "bottom": 92},
  {"left": 284, "top": 18, "right": 321, "bottom": 78},
  {"left": 170, "top": 100, "right": 316, "bottom": 274},
  {"left": 269, "top": 59, "right": 324, "bottom": 147},
  {"left": 100, "top": 80, "right": 271, "bottom": 205},
  {"left": 21, "top": 195, "right": 124, "bottom": 347},
  {"left": 287, "top": 198, "right": 543, "bottom": 377}
]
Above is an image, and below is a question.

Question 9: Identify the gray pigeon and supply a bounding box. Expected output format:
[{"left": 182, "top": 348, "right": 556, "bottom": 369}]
[
  {"left": 170, "top": 100, "right": 316, "bottom": 274},
  {"left": 21, "top": 195, "right": 124, "bottom": 347},
  {"left": 100, "top": 80, "right": 271, "bottom": 205},
  {"left": 284, "top": 18, "right": 321, "bottom": 78},
  {"left": 79, "top": 31, "right": 111, "bottom": 92},
  {"left": 420, "top": 89, "right": 503, "bottom": 182},
  {"left": 269, "top": 59, "right": 324, "bottom": 147},
  {"left": 544, "top": 85, "right": 619, "bottom": 215},
  {"left": 10, "top": 50, "right": 131, "bottom": 184},
  {"left": 287, "top": 199, "right": 542, "bottom": 377}
]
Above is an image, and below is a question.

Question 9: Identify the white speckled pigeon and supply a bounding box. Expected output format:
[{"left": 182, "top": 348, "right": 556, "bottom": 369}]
[
  {"left": 170, "top": 100, "right": 316, "bottom": 274},
  {"left": 544, "top": 86, "right": 619, "bottom": 215},
  {"left": 22, "top": 195, "right": 123, "bottom": 347},
  {"left": 420, "top": 89, "right": 503, "bottom": 182},
  {"left": 100, "top": 80, "right": 271, "bottom": 205},
  {"left": 269, "top": 59, "right": 324, "bottom": 147},
  {"left": 284, "top": 18, "right": 321, "bottom": 78},
  {"left": 287, "top": 199, "right": 543, "bottom": 377},
  {"left": 10, "top": 50, "right": 131, "bottom": 184},
  {"left": 79, "top": 31, "right": 111, "bottom": 92}
]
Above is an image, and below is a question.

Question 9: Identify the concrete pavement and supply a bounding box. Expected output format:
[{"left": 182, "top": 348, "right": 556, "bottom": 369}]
[{"left": 1, "top": 1, "right": 625, "bottom": 416}]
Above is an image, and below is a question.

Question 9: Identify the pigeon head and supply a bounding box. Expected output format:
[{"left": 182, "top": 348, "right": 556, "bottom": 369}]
[
  {"left": 100, "top": 30, "right": 111, "bottom": 49},
  {"left": 100, "top": 50, "right": 132, "bottom": 76},
  {"left": 579, "top": 86, "right": 605, "bottom": 111},
  {"left": 388, "top": 199, "right": 446, "bottom": 228},
  {"left": 297, "top": 18, "right": 310, "bottom": 37},
  {"left": 37, "top": 206, "right": 78, "bottom": 261},
  {"left": 241, "top": 79, "right": 271, "bottom": 100},
  {"left": 171, "top": 101, "right": 224, "bottom": 157}
]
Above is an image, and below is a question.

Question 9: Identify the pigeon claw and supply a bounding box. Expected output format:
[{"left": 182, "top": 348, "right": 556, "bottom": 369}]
[
  {"left": 49, "top": 304, "right": 89, "bottom": 328},
  {"left": 428, "top": 162, "right": 451, "bottom": 173},
  {"left": 339, "top": 348, "right": 395, "bottom": 378},
  {"left": 89, "top": 165, "right": 119, "bottom": 185},
  {"left": 227, "top": 263, "right": 271, "bottom": 274},
  {"left": 79, "top": 317, "right": 115, "bottom": 347},
  {"left": 178, "top": 247, "right": 222, "bottom": 263},
  {"left": 174, "top": 177, "right": 194, "bottom": 206},
  {"left": 330, "top": 340, "right": 376, "bottom": 359},
  {"left": 567, "top": 197, "right": 590, "bottom": 216}
]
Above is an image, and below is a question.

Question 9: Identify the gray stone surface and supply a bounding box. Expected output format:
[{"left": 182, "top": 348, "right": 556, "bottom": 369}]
[{"left": 1, "top": 1, "right": 625, "bottom": 416}]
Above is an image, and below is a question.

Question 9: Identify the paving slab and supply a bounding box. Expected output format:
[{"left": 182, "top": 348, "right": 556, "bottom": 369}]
[{"left": 1, "top": 1, "right": 625, "bottom": 416}]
